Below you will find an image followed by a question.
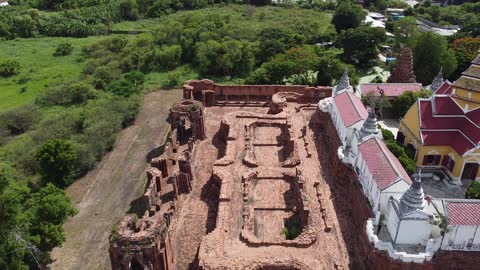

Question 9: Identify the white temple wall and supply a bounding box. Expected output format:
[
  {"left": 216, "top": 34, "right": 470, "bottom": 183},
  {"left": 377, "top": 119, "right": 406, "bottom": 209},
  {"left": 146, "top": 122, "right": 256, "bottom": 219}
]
[
  {"left": 330, "top": 102, "right": 347, "bottom": 146},
  {"left": 441, "top": 225, "right": 480, "bottom": 251},
  {"left": 395, "top": 218, "right": 432, "bottom": 245},
  {"left": 386, "top": 203, "right": 400, "bottom": 240}
]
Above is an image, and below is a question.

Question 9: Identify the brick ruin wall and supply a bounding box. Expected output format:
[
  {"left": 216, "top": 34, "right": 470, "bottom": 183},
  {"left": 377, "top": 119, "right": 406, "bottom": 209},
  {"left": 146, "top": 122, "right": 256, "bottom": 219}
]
[
  {"left": 183, "top": 79, "right": 333, "bottom": 103},
  {"left": 313, "top": 111, "right": 480, "bottom": 270}
]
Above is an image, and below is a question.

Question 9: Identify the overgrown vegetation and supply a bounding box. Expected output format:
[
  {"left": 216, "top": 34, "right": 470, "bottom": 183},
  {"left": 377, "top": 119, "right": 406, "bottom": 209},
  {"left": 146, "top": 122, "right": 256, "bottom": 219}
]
[
  {"left": 466, "top": 181, "right": 480, "bottom": 199},
  {"left": 283, "top": 216, "right": 303, "bottom": 240}
]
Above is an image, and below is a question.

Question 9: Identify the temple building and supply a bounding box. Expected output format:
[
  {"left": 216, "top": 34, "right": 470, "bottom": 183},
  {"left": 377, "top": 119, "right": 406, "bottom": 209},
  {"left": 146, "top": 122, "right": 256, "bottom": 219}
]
[{"left": 398, "top": 51, "right": 480, "bottom": 182}]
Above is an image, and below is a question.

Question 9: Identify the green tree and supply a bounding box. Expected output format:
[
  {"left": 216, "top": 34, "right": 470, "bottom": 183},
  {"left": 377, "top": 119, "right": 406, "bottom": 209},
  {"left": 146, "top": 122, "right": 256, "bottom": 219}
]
[
  {"left": 0, "top": 104, "right": 39, "bottom": 136},
  {"left": 119, "top": 0, "right": 140, "bottom": 21},
  {"left": 26, "top": 183, "right": 77, "bottom": 251},
  {"left": 256, "top": 27, "right": 303, "bottom": 64},
  {"left": 12, "top": 15, "right": 37, "bottom": 38},
  {"left": 466, "top": 181, "right": 480, "bottom": 199},
  {"left": 332, "top": 1, "right": 366, "bottom": 32},
  {"left": 392, "top": 90, "right": 432, "bottom": 117},
  {"left": 413, "top": 32, "right": 458, "bottom": 84},
  {"left": 336, "top": 26, "right": 386, "bottom": 67},
  {"left": 0, "top": 163, "right": 30, "bottom": 270},
  {"left": 35, "top": 139, "right": 77, "bottom": 187},
  {"left": 315, "top": 49, "right": 348, "bottom": 86},
  {"left": 393, "top": 17, "right": 419, "bottom": 49}
]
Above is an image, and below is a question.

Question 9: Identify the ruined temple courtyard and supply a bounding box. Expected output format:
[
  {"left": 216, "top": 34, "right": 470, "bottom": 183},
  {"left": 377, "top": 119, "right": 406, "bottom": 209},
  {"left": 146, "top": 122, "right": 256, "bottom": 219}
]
[
  {"left": 182, "top": 105, "right": 349, "bottom": 269},
  {"left": 109, "top": 79, "right": 480, "bottom": 270}
]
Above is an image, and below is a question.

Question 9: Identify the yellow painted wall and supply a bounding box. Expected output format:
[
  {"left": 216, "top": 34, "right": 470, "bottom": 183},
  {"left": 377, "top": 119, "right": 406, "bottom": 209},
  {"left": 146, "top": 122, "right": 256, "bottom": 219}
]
[
  {"left": 453, "top": 88, "right": 480, "bottom": 111},
  {"left": 400, "top": 102, "right": 421, "bottom": 144},
  {"left": 416, "top": 145, "right": 464, "bottom": 179}
]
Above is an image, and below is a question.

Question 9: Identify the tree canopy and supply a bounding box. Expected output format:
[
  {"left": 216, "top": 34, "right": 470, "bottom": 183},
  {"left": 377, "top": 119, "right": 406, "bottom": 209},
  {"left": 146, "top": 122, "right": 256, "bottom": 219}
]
[
  {"left": 412, "top": 32, "right": 458, "bottom": 84},
  {"left": 331, "top": 1, "right": 366, "bottom": 33},
  {"left": 336, "top": 26, "right": 386, "bottom": 67},
  {"left": 35, "top": 139, "right": 77, "bottom": 188}
]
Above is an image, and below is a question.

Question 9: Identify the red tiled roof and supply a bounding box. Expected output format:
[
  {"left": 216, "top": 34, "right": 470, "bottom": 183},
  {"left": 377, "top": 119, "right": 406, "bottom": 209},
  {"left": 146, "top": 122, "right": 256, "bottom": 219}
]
[
  {"left": 447, "top": 201, "right": 480, "bottom": 226},
  {"left": 422, "top": 131, "right": 475, "bottom": 156},
  {"left": 333, "top": 91, "right": 368, "bottom": 127},
  {"left": 435, "top": 81, "right": 453, "bottom": 94},
  {"left": 358, "top": 137, "right": 412, "bottom": 190},
  {"left": 361, "top": 83, "right": 423, "bottom": 97},
  {"left": 466, "top": 107, "right": 480, "bottom": 125},
  {"left": 419, "top": 97, "right": 479, "bottom": 155}
]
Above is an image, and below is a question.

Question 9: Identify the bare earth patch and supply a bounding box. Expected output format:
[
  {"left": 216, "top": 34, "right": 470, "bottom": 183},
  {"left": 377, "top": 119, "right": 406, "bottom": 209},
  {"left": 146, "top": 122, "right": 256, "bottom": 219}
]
[{"left": 49, "top": 89, "right": 182, "bottom": 270}]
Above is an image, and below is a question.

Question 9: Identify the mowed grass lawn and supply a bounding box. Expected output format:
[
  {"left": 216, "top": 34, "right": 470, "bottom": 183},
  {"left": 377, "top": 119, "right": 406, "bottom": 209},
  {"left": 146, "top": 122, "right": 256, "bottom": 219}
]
[{"left": 0, "top": 37, "right": 103, "bottom": 112}]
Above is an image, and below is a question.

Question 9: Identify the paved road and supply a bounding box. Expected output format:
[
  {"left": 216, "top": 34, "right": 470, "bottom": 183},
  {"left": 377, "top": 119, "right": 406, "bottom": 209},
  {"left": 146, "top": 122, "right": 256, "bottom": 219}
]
[{"left": 49, "top": 89, "right": 182, "bottom": 270}]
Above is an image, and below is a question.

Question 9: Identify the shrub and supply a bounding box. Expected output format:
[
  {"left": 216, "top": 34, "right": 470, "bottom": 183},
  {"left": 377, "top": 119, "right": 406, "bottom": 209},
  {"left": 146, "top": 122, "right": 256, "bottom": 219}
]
[
  {"left": 397, "top": 155, "right": 416, "bottom": 175},
  {"left": 53, "top": 42, "right": 73, "bottom": 56},
  {"left": 0, "top": 104, "right": 39, "bottom": 136},
  {"left": 0, "top": 60, "right": 21, "bottom": 77},
  {"left": 119, "top": 0, "right": 139, "bottom": 21},
  {"left": 36, "top": 83, "right": 96, "bottom": 106},
  {"left": 35, "top": 139, "right": 77, "bottom": 188},
  {"left": 466, "top": 181, "right": 480, "bottom": 199},
  {"left": 108, "top": 79, "right": 137, "bottom": 97},
  {"left": 381, "top": 128, "right": 395, "bottom": 141}
]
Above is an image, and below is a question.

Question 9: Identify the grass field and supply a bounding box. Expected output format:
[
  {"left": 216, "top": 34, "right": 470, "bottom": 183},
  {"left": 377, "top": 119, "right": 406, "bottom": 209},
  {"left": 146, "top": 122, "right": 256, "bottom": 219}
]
[{"left": 0, "top": 37, "right": 103, "bottom": 112}]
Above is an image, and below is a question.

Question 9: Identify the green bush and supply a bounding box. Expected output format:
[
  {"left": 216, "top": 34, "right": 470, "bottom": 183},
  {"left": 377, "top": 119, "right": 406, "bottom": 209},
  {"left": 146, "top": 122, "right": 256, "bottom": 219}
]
[
  {"left": 283, "top": 217, "right": 302, "bottom": 240},
  {"left": 0, "top": 104, "right": 39, "bottom": 136},
  {"left": 36, "top": 83, "right": 97, "bottom": 106},
  {"left": 53, "top": 42, "right": 73, "bottom": 56},
  {"left": 0, "top": 60, "right": 20, "bottom": 77},
  {"left": 466, "top": 181, "right": 480, "bottom": 199},
  {"left": 35, "top": 139, "right": 77, "bottom": 187},
  {"left": 119, "top": 0, "right": 139, "bottom": 21},
  {"left": 381, "top": 127, "right": 395, "bottom": 141},
  {"left": 397, "top": 155, "right": 416, "bottom": 175}
]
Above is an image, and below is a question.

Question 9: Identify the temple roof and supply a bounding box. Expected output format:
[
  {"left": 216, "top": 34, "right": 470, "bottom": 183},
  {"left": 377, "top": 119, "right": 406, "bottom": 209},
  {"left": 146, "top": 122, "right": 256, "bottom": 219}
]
[
  {"left": 418, "top": 95, "right": 479, "bottom": 155},
  {"left": 358, "top": 137, "right": 412, "bottom": 190},
  {"left": 360, "top": 83, "right": 423, "bottom": 97},
  {"left": 446, "top": 200, "right": 480, "bottom": 226},
  {"left": 333, "top": 91, "right": 368, "bottom": 127}
]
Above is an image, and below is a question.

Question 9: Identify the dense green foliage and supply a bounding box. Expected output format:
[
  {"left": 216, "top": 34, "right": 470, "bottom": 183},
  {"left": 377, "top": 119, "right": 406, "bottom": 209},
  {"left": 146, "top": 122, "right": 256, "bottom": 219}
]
[
  {"left": 331, "top": 0, "right": 366, "bottom": 32},
  {"left": 391, "top": 90, "right": 432, "bottom": 118},
  {"left": 413, "top": 32, "right": 457, "bottom": 85},
  {"left": 35, "top": 139, "right": 77, "bottom": 188},
  {"left": 336, "top": 26, "right": 386, "bottom": 67},
  {"left": 466, "top": 181, "right": 480, "bottom": 199},
  {"left": 385, "top": 139, "right": 416, "bottom": 175}
]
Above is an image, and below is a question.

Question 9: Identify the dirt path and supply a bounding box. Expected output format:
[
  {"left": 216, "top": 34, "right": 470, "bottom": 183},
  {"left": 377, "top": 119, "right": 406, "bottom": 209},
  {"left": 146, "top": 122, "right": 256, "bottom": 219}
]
[{"left": 49, "top": 89, "right": 182, "bottom": 270}]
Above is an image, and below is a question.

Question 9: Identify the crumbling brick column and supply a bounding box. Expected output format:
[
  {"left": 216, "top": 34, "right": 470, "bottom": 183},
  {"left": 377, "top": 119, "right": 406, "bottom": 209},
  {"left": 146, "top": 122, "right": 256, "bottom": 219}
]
[{"left": 190, "top": 109, "right": 206, "bottom": 140}]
